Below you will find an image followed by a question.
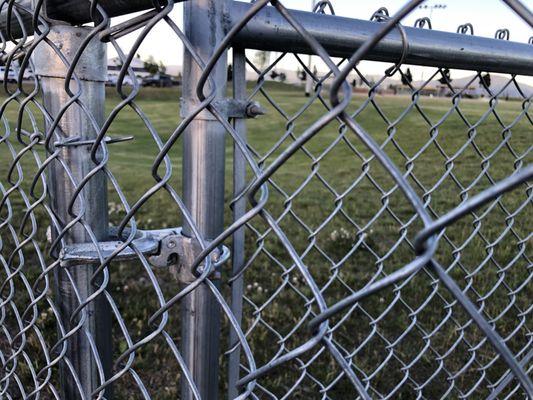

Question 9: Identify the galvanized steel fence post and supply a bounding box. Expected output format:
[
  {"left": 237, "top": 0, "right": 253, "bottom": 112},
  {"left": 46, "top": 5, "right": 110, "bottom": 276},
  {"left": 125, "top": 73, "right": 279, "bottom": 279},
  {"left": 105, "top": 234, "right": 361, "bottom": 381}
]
[
  {"left": 181, "top": 0, "right": 228, "bottom": 398},
  {"left": 34, "top": 25, "right": 111, "bottom": 399}
]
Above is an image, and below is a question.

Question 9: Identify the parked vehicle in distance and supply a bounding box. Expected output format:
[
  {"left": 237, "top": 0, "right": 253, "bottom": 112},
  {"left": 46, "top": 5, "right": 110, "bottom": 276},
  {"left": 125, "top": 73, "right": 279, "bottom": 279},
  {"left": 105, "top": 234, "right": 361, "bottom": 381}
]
[
  {"left": 142, "top": 73, "right": 173, "bottom": 88},
  {"left": 171, "top": 76, "right": 181, "bottom": 86}
]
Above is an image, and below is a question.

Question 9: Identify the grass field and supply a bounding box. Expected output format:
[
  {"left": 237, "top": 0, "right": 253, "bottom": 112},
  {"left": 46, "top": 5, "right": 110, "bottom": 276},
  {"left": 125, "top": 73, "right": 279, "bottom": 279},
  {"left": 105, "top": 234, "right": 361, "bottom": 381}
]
[{"left": 0, "top": 83, "right": 531, "bottom": 398}]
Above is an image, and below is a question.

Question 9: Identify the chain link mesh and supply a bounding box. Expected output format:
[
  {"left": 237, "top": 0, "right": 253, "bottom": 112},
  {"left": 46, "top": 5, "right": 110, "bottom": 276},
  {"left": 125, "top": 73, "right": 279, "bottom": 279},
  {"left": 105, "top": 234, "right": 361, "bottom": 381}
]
[{"left": 0, "top": 0, "right": 531, "bottom": 398}]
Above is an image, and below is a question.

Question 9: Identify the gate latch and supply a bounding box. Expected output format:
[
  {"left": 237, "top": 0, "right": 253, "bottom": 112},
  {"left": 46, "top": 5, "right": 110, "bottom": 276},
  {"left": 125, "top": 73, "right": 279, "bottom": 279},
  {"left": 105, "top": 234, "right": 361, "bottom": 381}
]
[
  {"left": 148, "top": 232, "right": 227, "bottom": 283},
  {"left": 58, "top": 227, "right": 229, "bottom": 283}
]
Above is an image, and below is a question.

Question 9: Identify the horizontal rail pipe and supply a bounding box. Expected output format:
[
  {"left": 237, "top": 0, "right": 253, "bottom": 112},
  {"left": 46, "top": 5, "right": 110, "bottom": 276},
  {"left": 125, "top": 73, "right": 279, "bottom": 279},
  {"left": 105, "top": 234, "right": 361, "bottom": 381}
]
[
  {"left": 44, "top": 0, "right": 177, "bottom": 24},
  {"left": 230, "top": 1, "right": 533, "bottom": 76},
  {"left": 1, "top": 0, "right": 185, "bottom": 38},
  {"left": 2, "top": 0, "right": 532, "bottom": 76},
  {"left": 0, "top": 0, "right": 33, "bottom": 39}
]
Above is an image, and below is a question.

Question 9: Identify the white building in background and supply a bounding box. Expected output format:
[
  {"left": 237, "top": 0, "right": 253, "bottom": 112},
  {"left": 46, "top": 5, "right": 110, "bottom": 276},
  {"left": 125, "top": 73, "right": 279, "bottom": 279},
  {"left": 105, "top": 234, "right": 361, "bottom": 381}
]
[{"left": 107, "top": 55, "right": 150, "bottom": 85}]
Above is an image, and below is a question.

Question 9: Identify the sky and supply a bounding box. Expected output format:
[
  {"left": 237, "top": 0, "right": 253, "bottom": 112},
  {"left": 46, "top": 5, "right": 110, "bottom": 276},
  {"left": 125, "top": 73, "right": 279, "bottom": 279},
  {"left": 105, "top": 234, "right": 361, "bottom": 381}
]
[{"left": 110, "top": 0, "right": 533, "bottom": 81}]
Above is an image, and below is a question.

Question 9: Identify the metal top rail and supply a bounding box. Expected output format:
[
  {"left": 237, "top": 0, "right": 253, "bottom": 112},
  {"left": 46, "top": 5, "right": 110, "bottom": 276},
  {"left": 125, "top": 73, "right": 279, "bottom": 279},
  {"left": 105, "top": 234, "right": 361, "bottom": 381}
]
[
  {"left": 44, "top": 0, "right": 169, "bottom": 23},
  {"left": 0, "top": 0, "right": 186, "bottom": 38},
  {"left": 231, "top": 2, "right": 533, "bottom": 76},
  {"left": 2, "top": 0, "right": 532, "bottom": 75}
]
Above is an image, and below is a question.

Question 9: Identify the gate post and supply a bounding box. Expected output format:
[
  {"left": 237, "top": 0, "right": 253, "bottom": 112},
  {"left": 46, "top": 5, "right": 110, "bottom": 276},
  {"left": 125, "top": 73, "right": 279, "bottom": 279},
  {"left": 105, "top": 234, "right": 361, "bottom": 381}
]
[
  {"left": 181, "top": 0, "right": 228, "bottom": 398},
  {"left": 34, "top": 26, "right": 111, "bottom": 399}
]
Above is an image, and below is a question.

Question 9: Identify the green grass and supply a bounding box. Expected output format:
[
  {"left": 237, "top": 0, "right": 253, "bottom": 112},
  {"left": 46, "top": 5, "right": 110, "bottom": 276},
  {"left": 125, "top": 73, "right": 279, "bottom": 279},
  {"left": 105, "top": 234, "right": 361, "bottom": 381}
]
[{"left": 0, "top": 83, "right": 531, "bottom": 399}]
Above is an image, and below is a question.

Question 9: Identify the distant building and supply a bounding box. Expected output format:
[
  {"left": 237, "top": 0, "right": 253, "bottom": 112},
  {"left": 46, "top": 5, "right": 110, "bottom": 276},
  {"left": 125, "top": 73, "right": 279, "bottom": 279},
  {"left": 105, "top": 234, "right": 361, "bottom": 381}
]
[{"left": 107, "top": 55, "right": 150, "bottom": 80}]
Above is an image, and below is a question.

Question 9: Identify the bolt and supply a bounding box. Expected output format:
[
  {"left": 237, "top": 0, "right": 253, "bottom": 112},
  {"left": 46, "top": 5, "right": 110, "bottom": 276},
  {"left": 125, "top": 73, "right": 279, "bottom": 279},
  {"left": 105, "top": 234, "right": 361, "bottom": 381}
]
[
  {"left": 211, "top": 251, "right": 220, "bottom": 263},
  {"left": 167, "top": 240, "right": 177, "bottom": 249},
  {"left": 245, "top": 101, "right": 266, "bottom": 118}
]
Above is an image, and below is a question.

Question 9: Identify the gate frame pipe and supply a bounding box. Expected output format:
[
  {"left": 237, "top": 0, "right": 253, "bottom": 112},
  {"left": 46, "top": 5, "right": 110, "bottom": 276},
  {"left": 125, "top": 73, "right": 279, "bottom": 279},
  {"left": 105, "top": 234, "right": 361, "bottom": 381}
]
[
  {"left": 181, "top": 0, "right": 228, "bottom": 398},
  {"left": 228, "top": 48, "right": 247, "bottom": 400},
  {"left": 33, "top": 25, "right": 112, "bottom": 399}
]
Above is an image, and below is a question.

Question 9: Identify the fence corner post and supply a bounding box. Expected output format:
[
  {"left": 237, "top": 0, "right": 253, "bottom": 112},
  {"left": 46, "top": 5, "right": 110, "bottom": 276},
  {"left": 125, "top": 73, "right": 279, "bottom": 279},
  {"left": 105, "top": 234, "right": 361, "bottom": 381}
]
[{"left": 34, "top": 25, "right": 112, "bottom": 399}]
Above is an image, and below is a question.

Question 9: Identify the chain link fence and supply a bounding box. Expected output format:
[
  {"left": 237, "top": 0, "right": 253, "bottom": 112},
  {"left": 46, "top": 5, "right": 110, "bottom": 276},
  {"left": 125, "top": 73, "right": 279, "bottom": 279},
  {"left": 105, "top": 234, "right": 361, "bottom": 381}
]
[{"left": 0, "top": 0, "right": 531, "bottom": 398}]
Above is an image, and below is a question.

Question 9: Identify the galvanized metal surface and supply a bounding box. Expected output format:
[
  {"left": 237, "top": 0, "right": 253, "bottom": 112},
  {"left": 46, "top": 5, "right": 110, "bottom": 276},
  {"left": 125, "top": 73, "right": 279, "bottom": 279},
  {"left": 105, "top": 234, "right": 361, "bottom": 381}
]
[
  {"left": 0, "top": 0, "right": 187, "bottom": 39},
  {"left": 34, "top": 25, "right": 111, "bottom": 399},
  {"left": 230, "top": 1, "right": 533, "bottom": 76},
  {"left": 0, "top": 0, "right": 531, "bottom": 399},
  {"left": 228, "top": 48, "right": 248, "bottom": 400},
  {"left": 44, "top": 0, "right": 175, "bottom": 24},
  {"left": 180, "top": 0, "right": 228, "bottom": 398}
]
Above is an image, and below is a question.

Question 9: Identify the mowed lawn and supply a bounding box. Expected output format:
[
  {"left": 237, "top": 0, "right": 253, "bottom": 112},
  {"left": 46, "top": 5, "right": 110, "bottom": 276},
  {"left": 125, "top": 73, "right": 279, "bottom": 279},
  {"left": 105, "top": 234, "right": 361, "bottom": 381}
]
[{"left": 0, "top": 83, "right": 531, "bottom": 398}]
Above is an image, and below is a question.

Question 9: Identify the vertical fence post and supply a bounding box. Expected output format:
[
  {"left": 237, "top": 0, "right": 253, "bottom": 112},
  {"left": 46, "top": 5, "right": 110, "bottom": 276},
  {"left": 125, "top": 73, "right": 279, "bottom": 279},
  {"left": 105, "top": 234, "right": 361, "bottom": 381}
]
[
  {"left": 181, "top": 0, "right": 228, "bottom": 399},
  {"left": 34, "top": 26, "right": 111, "bottom": 399},
  {"left": 228, "top": 48, "right": 247, "bottom": 400}
]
